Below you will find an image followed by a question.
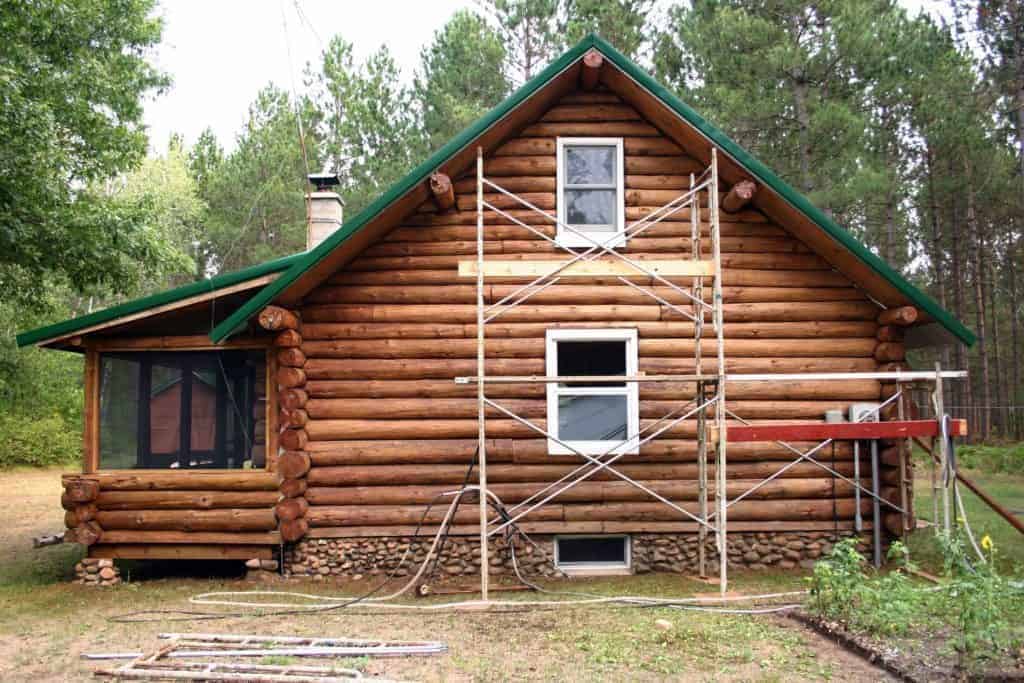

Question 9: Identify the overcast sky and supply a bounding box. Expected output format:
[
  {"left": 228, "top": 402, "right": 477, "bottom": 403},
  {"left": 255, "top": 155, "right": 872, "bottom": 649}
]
[{"left": 143, "top": 0, "right": 952, "bottom": 154}]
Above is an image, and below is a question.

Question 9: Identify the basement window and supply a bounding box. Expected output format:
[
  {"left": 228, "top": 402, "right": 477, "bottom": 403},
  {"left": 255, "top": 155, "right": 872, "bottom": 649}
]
[
  {"left": 556, "top": 137, "right": 625, "bottom": 248},
  {"left": 545, "top": 329, "right": 639, "bottom": 456},
  {"left": 97, "top": 350, "right": 267, "bottom": 470},
  {"left": 555, "top": 535, "right": 631, "bottom": 573}
]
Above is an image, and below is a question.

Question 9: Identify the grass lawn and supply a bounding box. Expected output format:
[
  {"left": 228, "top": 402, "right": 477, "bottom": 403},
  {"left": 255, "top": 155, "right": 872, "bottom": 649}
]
[
  {"left": 0, "top": 467, "right": 893, "bottom": 681},
  {"left": 908, "top": 463, "right": 1024, "bottom": 572}
]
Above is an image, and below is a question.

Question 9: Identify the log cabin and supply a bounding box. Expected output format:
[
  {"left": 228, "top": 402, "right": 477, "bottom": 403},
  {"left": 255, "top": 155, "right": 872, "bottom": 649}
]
[{"left": 19, "top": 35, "right": 974, "bottom": 581}]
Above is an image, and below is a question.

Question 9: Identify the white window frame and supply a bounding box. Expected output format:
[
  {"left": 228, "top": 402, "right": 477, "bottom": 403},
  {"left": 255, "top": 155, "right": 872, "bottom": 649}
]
[
  {"left": 554, "top": 535, "right": 632, "bottom": 574},
  {"left": 545, "top": 328, "right": 639, "bottom": 456},
  {"left": 555, "top": 137, "right": 626, "bottom": 249}
]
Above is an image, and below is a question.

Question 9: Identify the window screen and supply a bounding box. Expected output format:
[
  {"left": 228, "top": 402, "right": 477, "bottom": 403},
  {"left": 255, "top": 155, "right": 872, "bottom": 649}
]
[
  {"left": 98, "top": 350, "right": 266, "bottom": 470},
  {"left": 556, "top": 536, "right": 629, "bottom": 568}
]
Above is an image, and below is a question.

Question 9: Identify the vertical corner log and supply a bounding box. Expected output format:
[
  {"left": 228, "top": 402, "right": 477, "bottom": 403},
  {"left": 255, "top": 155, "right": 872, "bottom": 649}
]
[
  {"left": 258, "top": 306, "right": 300, "bottom": 332},
  {"left": 279, "top": 408, "right": 308, "bottom": 429},
  {"left": 429, "top": 172, "right": 456, "bottom": 212},
  {"left": 580, "top": 49, "right": 603, "bottom": 90},
  {"left": 279, "top": 428, "right": 308, "bottom": 451},
  {"left": 280, "top": 477, "right": 308, "bottom": 498},
  {"left": 279, "top": 388, "right": 308, "bottom": 410},
  {"left": 877, "top": 306, "right": 919, "bottom": 326},
  {"left": 721, "top": 180, "right": 757, "bottom": 213},
  {"left": 278, "top": 451, "right": 312, "bottom": 479},
  {"left": 275, "top": 496, "right": 309, "bottom": 522}
]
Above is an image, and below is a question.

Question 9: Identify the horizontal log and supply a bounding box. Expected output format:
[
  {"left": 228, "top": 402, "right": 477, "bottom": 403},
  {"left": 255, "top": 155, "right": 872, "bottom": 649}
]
[
  {"left": 94, "top": 530, "right": 281, "bottom": 545},
  {"left": 728, "top": 419, "right": 967, "bottom": 442},
  {"left": 90, "top": 544, "right": 275, "bottom": 560},
  {"left": 259, "top": 306, "right": 300, "bottom": 331},
  {"left": 280, "top": 477, "right": 308, "bottom": 498},
  {"left": 299, "top": 320, "right": 877, "bottom": 341},
  {"left": 404, "top": 205, "right": 765, "bottom": 227},
  {"left": 305, "top": 284, "right": 862, "bottom": 307},
  {"left": 362, "top": 235, "right": 805, "bottom": 258},
  {"left": 301, "top": 301, "right": 880, "bottom": 326},
  {"left": 875, "top": 326, "right": 904, "bottom": 342},
  {"left": 520, "top": 121, "right": 663, "bottom": 137},
  {"left": 493, "top": 137, "right": 683, "bottom": 157},
  {"left": 306, "top": 398, "right": 856, "bottom": 421},
  {"left": 306, "top": 460, "right": 857, "bottom": 486},
  {"left": 96, "top": 509, "right": 278, "bottom": 532},
  {"left": 331, "top": 267, "right": 851, "bottom": 289},
  {"left": 874, "top": 342, "right": 906, "bottom": 362},
  {"left": 71, "top": 521, "right": 102, "bottom": 546},
  {"left": 307, "top": 498, "right": 870, "bottom": 527},
  {"left": 722, "top": 180, "right": 757, "bottom": 213},
  {"left": 279, "top": 407, "right": 308, "bottom": 429},
  {"left": 580, "top": 49, "right": 603, "bottom": 89},
  {"left": 275, "top": 496, "right": 308, "bottom": 522},
  {"left": 306, "top": 477, "right": 869, "bottom": 506},
  {"left": 541, "top": 103, "right": 640, "bottom": 122},
  {"left": 276, "top": 367, "right": 306, "bottom": 388},
  {"left": 308, "top": 520, "right": 869, "bottom": 538},
  {"left": 279, "top": 429, "right": 308, "bottom": 451},
  {"left": 65, "top": 478, "right": 100, "bottom": 503},
  {"left": 877, "top": 306, "right": 919, "bottom": 326},
  {"left": 65, "top": 504, "right": 97, "bottom": 527},
  {"left": 280, "top": 388, "right": 308, "bottom": 410},
  {"left": 74, "top": 471, "right": 280, "bottom": 491},
  {"left": 303, "top": 356, "right": 877, "bottom": 381},
  {"left": 277, "top": 348, "right": 306, "bottom": 367},
  {"left": 280, "top": 517, "right": 309, "bottom": 542},
  {"left": 347, "top": 252, "right": 832, "bottom": 272},
  {"left": 428, "top": 172, "right": 455, "bottom": 211},
  {"left": 278, "top": 451, "right": 312, "bottom": 479},
  {"left": 274, "top": 329, "right": 303, "bottom": 348},
  {"left": 303, "top": 378, "right": 880, "bottom": 402},
  {"left": 306, "top": 438, "right": 853, "bottom": 466},
  {"left": 302, "top": 337, "right": 875, "bottom": 360},
  {"left": 95, "top": 490, "right": 280, "bottom": 510}
]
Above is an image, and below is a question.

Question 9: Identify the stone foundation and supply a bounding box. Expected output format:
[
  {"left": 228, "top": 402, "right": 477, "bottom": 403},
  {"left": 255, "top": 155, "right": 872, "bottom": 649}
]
[
  {"left": 283, "top": 531, "right": 872, "bottom": 580},
  {"left": 244, "top": 558, "right": 281, "bottom": 582},
  {"left": 75, "top": 557, "right": 122, "bottom": 586}
]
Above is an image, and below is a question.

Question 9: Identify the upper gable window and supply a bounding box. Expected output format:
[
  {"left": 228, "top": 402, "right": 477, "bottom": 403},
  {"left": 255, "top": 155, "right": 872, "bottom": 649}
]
[{"left": 556, "top": 138, "right": 625, "bottom": 248}]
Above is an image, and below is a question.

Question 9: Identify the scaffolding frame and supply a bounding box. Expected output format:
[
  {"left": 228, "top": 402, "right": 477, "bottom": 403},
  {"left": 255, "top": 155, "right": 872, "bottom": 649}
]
[{"left": 458, "top": 145, "right": 967, "bottom": 599}]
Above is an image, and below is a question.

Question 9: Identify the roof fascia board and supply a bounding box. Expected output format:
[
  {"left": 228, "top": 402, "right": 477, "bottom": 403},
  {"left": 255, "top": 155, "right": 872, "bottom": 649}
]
[{"left": 17, "top": 252, "right": 303, "bottom": 349}]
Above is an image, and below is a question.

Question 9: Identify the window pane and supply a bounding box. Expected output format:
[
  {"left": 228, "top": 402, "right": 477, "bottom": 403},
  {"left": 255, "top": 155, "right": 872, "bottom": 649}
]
[
  {"left": 99, "top": 357, "right": 140, "bottom": 470},
  {"left": 565, "top": 145, "right": 615, "bottom": 184},
  {"left": 558, "top": 536, "right": 627, "bottom": 565},
  {"left": 557, "top": 340, "right": 626, "bottom": 387},
  {"left": 565, "top": 189, "right": 616, "bottom": 228},
  {"left": 558, "top": 394, "right": 628, "bottom": 442},
  {"left": 188, "top": 368, "right": 218, "bottom": 463}
]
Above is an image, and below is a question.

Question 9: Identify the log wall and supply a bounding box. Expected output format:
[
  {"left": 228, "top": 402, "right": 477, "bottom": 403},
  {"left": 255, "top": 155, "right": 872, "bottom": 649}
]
[{"left": 296, "top": 88, "right": 903, "bottom": 538}]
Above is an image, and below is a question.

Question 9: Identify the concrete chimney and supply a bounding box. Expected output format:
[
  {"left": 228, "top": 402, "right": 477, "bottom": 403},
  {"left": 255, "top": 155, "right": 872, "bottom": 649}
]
[{"left": 306, "top": 173, "right": 344, "bottom": 251}]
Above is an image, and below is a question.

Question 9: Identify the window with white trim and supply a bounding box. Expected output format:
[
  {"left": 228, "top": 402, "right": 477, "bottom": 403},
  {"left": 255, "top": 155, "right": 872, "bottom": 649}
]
[
  {"left": 545, "top": 329, "right": 639, "bottom": 456},
  {"left": 556, "top": 137, "right": 625, "bottom": 248},
  {"left": 555, "top": 535, "right": 631, "bottom": 573}
]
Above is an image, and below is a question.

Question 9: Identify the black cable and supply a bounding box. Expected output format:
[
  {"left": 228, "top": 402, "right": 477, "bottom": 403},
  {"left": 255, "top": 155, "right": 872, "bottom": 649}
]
[{"left": 426, "top": 447, "right": 479, "bottom": 581}]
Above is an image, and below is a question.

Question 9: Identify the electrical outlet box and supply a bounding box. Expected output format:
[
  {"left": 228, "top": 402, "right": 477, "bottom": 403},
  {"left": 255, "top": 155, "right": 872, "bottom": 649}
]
[{"left": 850, "top": 402, "right": 880, "bottom": 423}]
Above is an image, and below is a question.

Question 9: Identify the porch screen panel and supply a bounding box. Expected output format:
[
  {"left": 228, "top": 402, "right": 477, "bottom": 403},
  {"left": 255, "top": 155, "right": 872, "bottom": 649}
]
[{"left": 97, "top": 349, "right": 265, "bottom": 470}]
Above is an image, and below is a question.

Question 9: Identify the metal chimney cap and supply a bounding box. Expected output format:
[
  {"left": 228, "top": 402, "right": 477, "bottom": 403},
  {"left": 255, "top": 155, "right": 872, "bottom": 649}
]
[{"left": 308, "top": 173, "right": 340, "bottom": 191}]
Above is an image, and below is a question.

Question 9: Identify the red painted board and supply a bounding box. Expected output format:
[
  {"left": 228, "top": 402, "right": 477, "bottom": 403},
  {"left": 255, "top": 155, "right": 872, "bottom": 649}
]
[{"left": 727, "top": 419, "right": 968, "bottom": 443}]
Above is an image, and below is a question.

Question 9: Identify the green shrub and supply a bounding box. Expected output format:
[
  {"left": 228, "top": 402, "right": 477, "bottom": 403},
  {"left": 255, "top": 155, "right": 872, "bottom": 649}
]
[
  {"left": 950, "top": 443, "right": 1024, "bottom": 475},
  {"left": 0, "top": 413, "right": 80, "bottom": 468}
]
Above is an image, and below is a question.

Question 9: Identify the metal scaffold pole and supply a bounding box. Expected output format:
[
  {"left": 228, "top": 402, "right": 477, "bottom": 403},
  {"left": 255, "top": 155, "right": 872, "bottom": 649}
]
[
  {"left": 710, "top": 149, "right": 728, "bottom": 594},
  {"left": 476, "top": 146, "right": 489, "bottom": 601},
  {"left": 692, "top": 171, "right": 708, "bottom": 579}
]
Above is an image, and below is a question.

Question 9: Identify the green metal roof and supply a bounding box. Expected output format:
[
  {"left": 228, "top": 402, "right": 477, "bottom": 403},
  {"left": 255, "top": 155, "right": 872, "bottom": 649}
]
[
  {"left": 16, "top": 252, "right": 304, "bottom": 348},
  {"left": 208, "top": 34, "right": 974, "bottom": 347}
]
